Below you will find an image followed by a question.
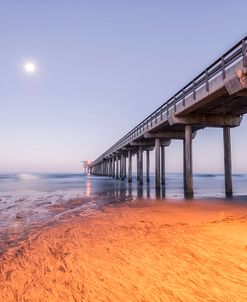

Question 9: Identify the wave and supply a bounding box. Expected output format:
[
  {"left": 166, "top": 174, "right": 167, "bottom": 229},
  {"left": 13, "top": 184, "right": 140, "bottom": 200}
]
[
  {"left": 194, "top": 173, "right": 247, "bottom": 178},
  {"left": 43, "top": 173, "right": 82, "bottom": 179},
  {"left": 0, "top": 173, "right": 83, "bottom": 180},
  {"left": 0, "top": 174, "right": 17, "bottom": 180},
  {"left": 194, "top": 174, "right": 220, "bottom": 178},
  {"left": 0, "top": 173, "right": 246, "bottom": 182},
  {"left": 17, "top": 173, "right": 40, "bottom": 180}
]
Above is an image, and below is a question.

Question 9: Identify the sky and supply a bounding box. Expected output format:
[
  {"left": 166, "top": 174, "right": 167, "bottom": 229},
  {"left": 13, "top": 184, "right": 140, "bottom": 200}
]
[{"left": 0, "top": 0, "right": 247, "bottom": 173}]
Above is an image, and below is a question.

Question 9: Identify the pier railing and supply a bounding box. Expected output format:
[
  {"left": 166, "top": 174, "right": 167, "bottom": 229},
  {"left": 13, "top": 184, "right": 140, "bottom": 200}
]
[{"left": 92, "top": 36, "right": 247, "bottom": 165}]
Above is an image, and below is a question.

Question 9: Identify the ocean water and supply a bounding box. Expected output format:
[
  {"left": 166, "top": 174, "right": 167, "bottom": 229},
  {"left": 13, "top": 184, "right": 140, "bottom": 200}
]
[
  {"left": 1, "top": 172, "right": 247, "bottom": 200},
  {"left": 0, "top": 172, "right": 247, "bottom": 253}
]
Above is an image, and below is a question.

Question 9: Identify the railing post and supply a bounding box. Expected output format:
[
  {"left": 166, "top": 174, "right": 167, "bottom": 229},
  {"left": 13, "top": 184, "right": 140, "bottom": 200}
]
[
  {"left": 182, "top": 89, "right": 185, "bottom": 106},
  {"left": 193, "top": 80, "right": 196, "bottom": 100},
  {"left": 242, "top": 39, "right": 247, "bottom": 67},
  {"left": 205, "top": 69, "right": 209, "bottom": 92},
  {"left": 174, "top": 96, "right": 177, "bottom": 112},
  {"left": 221, "top": 56, "right": 226, "bottom": 79}
]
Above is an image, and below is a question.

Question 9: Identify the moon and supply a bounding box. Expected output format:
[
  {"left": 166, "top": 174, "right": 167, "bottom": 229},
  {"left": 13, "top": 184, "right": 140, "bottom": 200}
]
[{"left": 24, "top": 62, "right": 36, "bottom": 73}]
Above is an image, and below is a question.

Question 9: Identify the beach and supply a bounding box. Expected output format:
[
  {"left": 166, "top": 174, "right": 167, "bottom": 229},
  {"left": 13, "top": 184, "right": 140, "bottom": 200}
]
[
  {"left": 2, "top": 1, "right": 247, "bottom": 301},
  {"left": 1, "top": 196, "right": 247, "bottom": 302}
]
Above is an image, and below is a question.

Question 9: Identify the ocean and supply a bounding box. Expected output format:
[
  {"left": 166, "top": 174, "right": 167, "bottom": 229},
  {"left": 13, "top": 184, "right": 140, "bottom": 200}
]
[
  {"left": 1, "top": 172, "right": 247, "bottom": 199},
  {"left": 0, "top": 172, "right": 247, "bottom": 253}
]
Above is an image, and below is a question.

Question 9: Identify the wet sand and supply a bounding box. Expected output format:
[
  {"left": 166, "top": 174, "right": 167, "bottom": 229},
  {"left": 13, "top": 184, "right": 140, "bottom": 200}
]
[{"left": 0, "top": 197, "right": 247, "bottom": 301}]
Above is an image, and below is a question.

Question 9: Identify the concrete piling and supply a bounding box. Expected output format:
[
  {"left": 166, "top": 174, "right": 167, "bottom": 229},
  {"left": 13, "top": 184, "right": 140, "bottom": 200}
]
[
  {"left": 138, "top": 146, "right": 143, "bottom": 185},
  {"left": 128, "top": 150, "right": 132, "bottom": 182},
  {"left": 223, "top": 127, "right": 233, "bottom": 197},
  {"left": 123, "top": 156, "right": 126, "bottom": 179},
  {"left": 184, "top": 125, "right": 193, "bottom": 197},
  {"left": 136, "top": 152, "right": 139, "bottom": 181},
  {"left": 116, "top": 156, "right": 119, "bottom": 179},
  {"left": 112, "top": 158, "right": 115, "bottom": 178},
  {"left": 146, "top": 150, "right": 150, "bottom": 183},
  {"left": 161, "top": 146, "right": 165, "bottom": 186},
  {"left": 108, "top": 160, "right": 110, "bottom": 176},
  {"left": 120, "top": 154, "right": 124, "bottom": 180},
  {"left": 155, "top": 138, "right": 161, "bottom": 188}
]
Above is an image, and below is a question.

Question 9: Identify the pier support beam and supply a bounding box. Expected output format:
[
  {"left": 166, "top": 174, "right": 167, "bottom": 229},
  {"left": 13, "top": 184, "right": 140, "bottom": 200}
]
[
  {"left": 184, "top": 125, "right": 193, "bottom": 197},
  {"left": 116, "top": 156, "right": 119, "bottom": 179},
  {"left": 104, "top": 161, "right": 106, "bottom": 176},
  {"left": 146, "top": 150, "right": 150, "bottom": 183},
  {"left": 110, "top": 158, "right": 113, "bottom": 177},
  {"left": 138, "top": 146, "right": 143, "bottom": 185},
  {"left": 111, "top": 158, "right": 114, "bottom": 177},
  {"left": 120, "top": 155, "right": 122, "bottom": 179},
  {"left": 223, "top": 127, "right": 233, "bottom": 197},
  {"left": 109, "top": 159, "right": 112, "bottom": 176},
  {"left": 136, "top": 152, "right": 139, "bottom": 181},
  {"left": 112, "top": 158, "right": 115, "bottom": 178},
  {"left": 128, "top": 150, "right": 132, "bottom": 182},
  {"left": 155, "top": 138, "right": 161, "bottom": 188},
  {"left": 107, "top": 160, "right": 109, "bottom": 176},
  {"left": 120, "top": 154, "right": 124, "bottom": 180},
  {"left": 161, "top": 146, "right": 165, "bottom": 186},
  {"left": 123, "top": 156, "right": 126, "bottom": 179}
]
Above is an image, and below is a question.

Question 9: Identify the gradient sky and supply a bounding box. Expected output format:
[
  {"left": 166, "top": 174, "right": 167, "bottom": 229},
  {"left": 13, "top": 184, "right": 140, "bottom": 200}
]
[{"left": 1, "top": 0, "right": 247, "bottom": 173}]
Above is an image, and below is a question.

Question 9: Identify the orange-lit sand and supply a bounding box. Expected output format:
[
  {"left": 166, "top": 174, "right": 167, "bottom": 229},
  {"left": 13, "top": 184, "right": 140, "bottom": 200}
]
[{"left": 0, "top": 199, "right": 247, "bottom": 301}]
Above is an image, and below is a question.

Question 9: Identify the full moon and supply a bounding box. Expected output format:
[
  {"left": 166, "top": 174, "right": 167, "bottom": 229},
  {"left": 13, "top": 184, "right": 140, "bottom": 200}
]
[{"left": 24, "top": 62, "right": 36, "bottom": 73}]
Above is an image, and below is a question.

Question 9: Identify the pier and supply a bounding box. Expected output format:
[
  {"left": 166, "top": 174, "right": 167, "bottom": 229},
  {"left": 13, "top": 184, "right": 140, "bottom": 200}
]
[{"left": 90, "top": 37, "right": 247, "bottom": 197}]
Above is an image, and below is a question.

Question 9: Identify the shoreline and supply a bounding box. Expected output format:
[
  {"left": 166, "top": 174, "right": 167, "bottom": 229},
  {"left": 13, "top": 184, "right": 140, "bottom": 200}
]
[{"left": 1, "top": 197, "right": 247, "bottom": 301}]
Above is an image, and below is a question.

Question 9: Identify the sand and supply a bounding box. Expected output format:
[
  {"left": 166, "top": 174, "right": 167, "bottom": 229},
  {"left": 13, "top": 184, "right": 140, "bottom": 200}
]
[{"left": 0, "top": 198, "right": 247, "bottom": 302}]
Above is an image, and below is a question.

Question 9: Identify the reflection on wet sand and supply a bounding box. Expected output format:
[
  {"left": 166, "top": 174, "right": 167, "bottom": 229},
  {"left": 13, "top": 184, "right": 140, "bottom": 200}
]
[
  {"left": 90, "top": 178, "right": 168, "bottom": 200},
  {"left": 85, "top": 178, "right": 91, "bottom": 196}
]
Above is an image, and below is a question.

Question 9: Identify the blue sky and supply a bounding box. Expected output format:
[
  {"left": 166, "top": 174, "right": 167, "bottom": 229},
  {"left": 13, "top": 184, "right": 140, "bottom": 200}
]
[{"left": 1, "top": 0, "right": 247, "bottom": 173}]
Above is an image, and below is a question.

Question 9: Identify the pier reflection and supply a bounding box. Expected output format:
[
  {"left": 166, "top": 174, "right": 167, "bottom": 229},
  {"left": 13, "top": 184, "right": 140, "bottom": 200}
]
[
  {"left": 85, "top": 179, "right": 91, "bottom": 196},
  {"left": 83, "top": 175, "right": 171, "bottom": 200}
]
